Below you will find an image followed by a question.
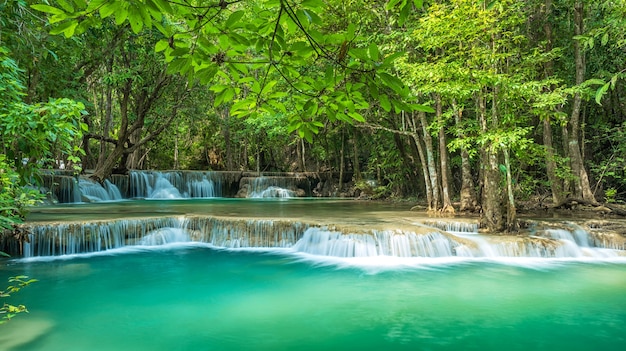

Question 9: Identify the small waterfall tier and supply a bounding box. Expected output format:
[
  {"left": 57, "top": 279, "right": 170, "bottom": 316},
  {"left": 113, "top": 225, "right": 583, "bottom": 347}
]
[
  {"left": 238, "top": 176, "right": 311, "bottom": 198},
  {"left": 129, "top": 171, "right": 232, "bottom": 199},
  {"left": 42, "top": 175, "right": 123, "bottom": 203},
  {"left": 7, "top": 218, "right": 625, "bottom": 259},
  {"left": 41, "top": 171, "right": 323, "bottom": 202},
  {"left": 15, "top": 217, "right": 308, "bottom": 257},
  {"left": 293, "top": 228, "right": 460, "bottom": 257}
]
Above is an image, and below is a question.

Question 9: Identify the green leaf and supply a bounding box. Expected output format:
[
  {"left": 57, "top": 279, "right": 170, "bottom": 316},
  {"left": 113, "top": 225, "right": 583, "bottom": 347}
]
[
  {"left": 223, "top": 88, "right": 235, "bottom": 103},
  {"left": 595, "top": 82, "right": 610, "bottom": 105},
  {"left": 56, "top": 0, "right": 74, "bottom": 12},
  {"left": 86, "top": 0, "right": 107, "bottom": 12},
  {"left": 398, "top": 0, "right": 411, "bottom": 26},
  {"left": 412, "top": 103, "right": 435, "bottom": 113},
  {"left": 382, "top": 51, "right": 405, "bottom": 65},
  {"left": 128, "top": 9, "right": 144, "bottom": 34},
  {"left": 30, "top": 4, "right": 65, "bottom": 15},
  {"left": 99, "top": 2, "right": 120, "bottom": 19},
  {"left": 151, "top": 0, "right": 173, "bottom": 13},
  {"left": 155, "top": 40, "right": 169, "bottom": 53},
  {"left": 386, "top": 0, "right": 402, "bottom": 10},
  {"left": 115, "top": 9, "right": 129, "bottom": 26},
  {"left": 226, "top": 11, "right": 245, "bottom": 28},
  {"left": 379, "top": 94, "right": 391, "bottom": 112},
  {"left": 601, "top": 33, "right": 609, "bottom": 46},
  {"left": 379, "top": 73, "right": 404, "bottom": 94},
  {"left": 368, "top": 43, "right": 379, "bottom": 61},
  {"left": 348, "top": 112, "right": 365, "bottom": 123},
  {"left": 50, "top": 21, "right": 76, "bottom": 36}
]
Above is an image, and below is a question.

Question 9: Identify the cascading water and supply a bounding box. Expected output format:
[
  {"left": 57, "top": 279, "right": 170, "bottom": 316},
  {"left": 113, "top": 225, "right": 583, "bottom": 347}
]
[
  {"left": 13, "top": 216, "right": 626, "bottom": 259},
  {"left": 422, "top": 221, "right": 479, "bottom": 235},
  {"left": 129, "top": 171, "right": 221, "bottom": 199},
  {"left": 138, "top": 227, "right": 191, "bottom": 245},
  {"left": 292, "top": 228, "right": 457, "bottom": 257},
  {"left": 243, "top": 176, "right": 306, "bottom": 198},
  {"left": 17, "top": 216, "right": 309, "bottom": 257},
  {"left": 43, "top": 170, "right": 323, "bottom": 202},
  {"left": 250, "top": 186, "right": 295, "bottom": 198},
  {"left": 78, "top": 179, "right": 123, "bottom": 202}
]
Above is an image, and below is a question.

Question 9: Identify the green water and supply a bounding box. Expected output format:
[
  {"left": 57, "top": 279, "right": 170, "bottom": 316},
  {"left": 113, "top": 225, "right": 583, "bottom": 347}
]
[{"left": 2, "top": 246, "right": 625, "bottom": 351}]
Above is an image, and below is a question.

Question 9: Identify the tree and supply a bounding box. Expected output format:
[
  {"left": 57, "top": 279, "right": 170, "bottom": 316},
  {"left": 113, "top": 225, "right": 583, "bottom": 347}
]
[
  {"left": 32, "top": 0, "right": 427, "bottom": 139},
  {"left": 77, "top": 25, "right": 195, "bottom": 181},
  {"left": 0, "top": 46, "right": 86, "bottom": 231}
]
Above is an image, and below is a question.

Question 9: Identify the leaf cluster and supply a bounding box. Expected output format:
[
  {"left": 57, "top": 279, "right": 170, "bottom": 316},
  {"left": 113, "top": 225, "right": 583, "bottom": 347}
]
[
  {"left": 0, "top": 276, "right": 37, "bottom": 325},
  {"left": 32, "top": 0, "right": 430, "bottom": 142}
]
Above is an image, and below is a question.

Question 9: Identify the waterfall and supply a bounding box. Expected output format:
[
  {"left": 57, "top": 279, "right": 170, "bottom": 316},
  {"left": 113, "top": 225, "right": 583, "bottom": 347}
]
[
  {"left": 22, "top": 217, "right": 187, "bottom": 256},
  {"left": 293, "top": 226, "right": 624, "bottom": 259},
  {"left": 250, "top": 186, "right": 295, "bottom": 198},
  {"left": 18, "top": 217, "right": 309, "bottom": 257},
  {"left": 129, "top": 171, "right": 222, "bottom": 199},
  {"left": 138, "top": 227, "right": 191, "bottom": 245},
  {"left": 292, "top": 228, "right": 457, "bottom": 257},
  {"left": 242, "top": 176, "right": 308, "bottom": 198},
  {"left": 78, "top": 179, "right": 123, "bottom": 202},
  {"left": 187, "top": 217, "right": 307, "bottom": 248},
  {"left": 12, "top": 216, "right": 626, "bottom": 259},
  {"left": 41, "top": 174, "right": 81, "bottom": 203},
  {"left": 422, "top": 221, "right": 479, "bottom": 235},
  {"left": 42, "top": 171, "right": 324, "bottom": 202}
]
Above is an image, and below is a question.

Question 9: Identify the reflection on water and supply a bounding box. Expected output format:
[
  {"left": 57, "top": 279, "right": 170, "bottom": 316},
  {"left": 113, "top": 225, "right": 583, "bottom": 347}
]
[{"left": 27, "top": 198, "right": 417, "bottom": 226}]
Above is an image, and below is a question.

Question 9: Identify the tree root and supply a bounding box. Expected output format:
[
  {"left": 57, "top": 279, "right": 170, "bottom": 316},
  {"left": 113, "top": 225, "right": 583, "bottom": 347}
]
[{"left": 552, "top": 197, "right": 626, "bottom": 216}]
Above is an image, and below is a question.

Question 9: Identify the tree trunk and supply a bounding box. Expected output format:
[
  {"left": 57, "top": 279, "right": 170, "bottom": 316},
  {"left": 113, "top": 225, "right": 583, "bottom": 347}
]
[
  {"left": 452, "top": 101, "right": 478, "bottom": 211},
  {"left": 482, "top": 149, "right": 503, "bottom": 232},
  {"left": 391, "top": 133, "right": 420, "bottom": 196},
  {"left": 502, "top": 147, "right": 518, "bottom": 231},
  {"left": 436, "top": 95, "right": 454, "bottom": 213},
  {"left": 568, "top": 0, "right": 596, "bottom": 203},
  {"left": 222, "top": 108, "right": 233, "bottom": 171},
  {"left": 301, "top": 138, "right": 306, "bottom": 172},
  {"left": 352, "top": 128, "right": 361, "bottom": 181},
  {"left": 339, "top": 129, "right": 345, "bottom": 192},
  {"left": 97, "top": 55, "right": 114, "bottom": 171},
  {"left": 543, "top": 117, "right": 563, "bottom": 203},
  {"left": 541, "top": 0, "right": 564, "bottom": 205},
  {"left": 408, "top": 113, "right": 432, "bottom": 206},
  {"left": 418, "top": 111, "right": 440, "bottom": 211},
  {"left": 476, "top": 90, "right": 504, "bottom": 232},
  {"left": 173, "top": 131, "right": 179, "bottom": 170}
]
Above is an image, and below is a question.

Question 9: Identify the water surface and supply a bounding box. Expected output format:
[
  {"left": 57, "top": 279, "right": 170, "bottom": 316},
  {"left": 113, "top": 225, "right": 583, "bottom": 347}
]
[{"left": 2, "top": 246, "right": 625, "bottom": 351}]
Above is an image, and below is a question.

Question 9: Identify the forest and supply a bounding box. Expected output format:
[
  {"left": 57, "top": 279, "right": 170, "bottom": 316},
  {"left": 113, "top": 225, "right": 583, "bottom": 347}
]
[{"left": 1, "top": 0, "right": 626, "bottom": 233}]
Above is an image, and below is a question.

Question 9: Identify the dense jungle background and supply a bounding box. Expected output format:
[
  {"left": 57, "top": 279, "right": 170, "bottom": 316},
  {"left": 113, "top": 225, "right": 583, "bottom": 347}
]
[{"left": 1, "top": 0, "right": 626, "bottom": 232}]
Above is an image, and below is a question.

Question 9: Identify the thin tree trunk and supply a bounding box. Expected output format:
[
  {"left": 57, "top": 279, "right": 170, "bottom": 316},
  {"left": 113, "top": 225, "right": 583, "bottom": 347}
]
[
  {"left": 568, "top": 0, "right": 596, "bottom": 203},
  {"left": 409, "top": 112, "right": 432, "bottom": 206},
  {"left": 503, "top": 147, "right": 518, "bottom": 231},
  {"left": 301, "top": 139, "right": 306, "bottom": 172},
  {"left": 543, "top": 118, "right": 563, "bottom": 203},
  {"left": 339, "top": 129, "right": 345, "bottom": 192},
  {"left": 476, "top": 90, "right": 503, "bottom": 232},
  {"left": 174, "top": 131, "right": 179, "bottom": 170},
  {"left": 436, "top": 95, "right": 454, "bottom": 213},
  {"left": 452, "top": 101, "right": 477, "bottom": 211},
  {"left": 352, "top": 128, "right": 361, "bottom": 181},
  {"left": 97, "top": 55, "right": 114, "bottom": 171},
  {"left": 419, "top": 111, "right": 440, "bottom": 211},
  {"left": 541, "top": 0, "right": 563, "bottom": 204},
  {"left": 223, "top": 108, "right": 233, "bottom": 171}
]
